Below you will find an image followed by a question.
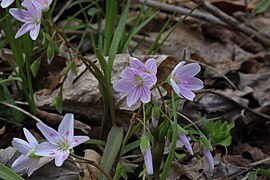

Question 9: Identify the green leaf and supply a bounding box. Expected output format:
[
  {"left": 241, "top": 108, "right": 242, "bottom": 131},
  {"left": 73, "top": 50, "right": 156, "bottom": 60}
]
[
  {"left": 99, "top": 126, "right": 123, "bottom": 180},
  {"left": 253, "top": 0, "right": 270, "bottom": 14},
  {"left": 257, "top": 169, "right": 270, "bottom": 178},
  {"left": 248, "top": 170, "right": 257, "bottom": 180},
  {"left": 30, "top": 58, "right": 41, "bottom": 77},
  {"left": 123, "top": 139, "right": 140, "bottom": 154},
  {"left": 0, "top": 164, "right": 24, "bottom": 180},
  {"left": 140, "top": 133, "right": 149, "bottom": 153},
  {"left": 47, "top": 42, "right": 55, "bottom": 64},
  {"left": 53, "top": 95, "right": 63, "bottom": 114},
  {"left": 67, "top": 61, "right": 77, "bottom": 76},
  {"left": 85, "top": 139, "right": 105, "bottom": 146},
  {"left": 200, "top": 134, "right": 213, "bottom": 151}
]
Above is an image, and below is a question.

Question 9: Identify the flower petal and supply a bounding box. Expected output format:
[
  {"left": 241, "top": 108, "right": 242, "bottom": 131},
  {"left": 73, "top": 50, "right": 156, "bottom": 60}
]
[
  {"left": 179, "top": 134, "right": 193, "bottom": 155},
  {"left": 145, "top": 58, "right": 157, "bottom": 75},
  {"left": 144, "top": 146, "right": 153, "bottom": 175},
  {"left": 58, "top": 113, "right": 74, "bottom": 142},
  {"left": 113, "top": 78, "right": 133, "bottom": 93},
  {"left": 55, "top": 150, "right": 69, "bottom": 167},
  {"left": 30, "top": 23, "right": 40, "bottom": 40},
  {"left": 171, "top": 61, "right": 185, "bottom": 77},
  {"left": 12, "top": 138, "right": 32, "bottom": 155},
  {"left": 1, "top": 0, "right": 14, "bottom": 8},
  {"left": 15, "top": 22, "right": 34, "bottom": 39},
  {"left": 36, "top": 122, "right": 59, "bottom": 145},
  {"left": 12, "top": 155, "right": 32, "bottom": 172},
  {"left": 35, "top": 142, "right": 58, "bottom": 157},
  {"left": 175, "top": 63, "right": 201, "bottom": 80},
  {"left": 127, "top": 88, "right": 141, "bottom": 107},
  {"left": 130, "top": 57, "right": 145, "bottom": 71},
  {"left": 140, "top": 86, "right": 151, "bottom": 104},
  {"left": 181, "top": 77, "right": 204, "bottom": 90},
  {"left": 9, "top": 9, "right": 31, "bottom": 22},
  {"left": 170, "top": 79, "right": 180, "bottom": 96},
  {"left": 23, "top": 128, "right": 38, "bottom": 148},
  {"left": 120, "top": 67, "right": 136, "bottom": 78},
  {"left": 27, "top": 159, "right": 39, "bottom": 176},
  {"left": 143, "top": 73, "right": 156, "bottom": 88},
  {"left": 179, "top": 85, "right": 195, "bottom": 101},
  {"left": 70, "top": 136, "right": 90, "bottom": 148}
]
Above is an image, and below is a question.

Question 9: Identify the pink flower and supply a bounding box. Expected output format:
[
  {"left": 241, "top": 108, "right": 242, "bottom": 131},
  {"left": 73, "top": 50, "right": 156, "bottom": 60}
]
[
  {"left": 9, "top": 0, "right": 42, "bottom": 40},
  {"left": 170, "top": 61, "right": 203, "bottom": 101},
  {"left": 203, "top": 148, "right": 214, "bottom": 172},
  {"left": 0, "top": 0, "right": 14, "bottom": 8},
  {"left": 130, "top": 57, "right": 157, "bottom": 84},
  {"left": 114, "top": 68, "right": 156, "bottom": 107},
  {"left": 178, "top": 134, "right": 193, "bottom": 155},
  {"left": 35, "top": 113, "right": 89, "bottom": 167},
  {"left": 11, "top": 128, "right": 46, "bottom": 176}
]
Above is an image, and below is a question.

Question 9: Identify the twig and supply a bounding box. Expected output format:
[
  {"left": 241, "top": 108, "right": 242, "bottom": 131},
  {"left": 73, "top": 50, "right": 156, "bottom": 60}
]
[
  {"left": 0, "top": 101, "right": 42, "bottom": 123},
  {"left": 191, "top": 0, "right": 270, "bottom": 47},
  {"left": 137, "top": 0, "right": 227, "bottom": 26}
]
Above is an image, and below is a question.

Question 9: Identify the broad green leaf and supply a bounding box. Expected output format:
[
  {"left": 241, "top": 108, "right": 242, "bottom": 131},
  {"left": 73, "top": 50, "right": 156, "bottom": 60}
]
[
  {"left": 0, "top": 164, "right": 24, "bottom": 180},
  {"left": 30, "top": 59, "right": 41, "bottom": 77},
  {"left": 140, "top": 133, "right": 149, "bottom": 153},
  {"left": 99, "top": 126, "right": 123, "bottom": 180}
]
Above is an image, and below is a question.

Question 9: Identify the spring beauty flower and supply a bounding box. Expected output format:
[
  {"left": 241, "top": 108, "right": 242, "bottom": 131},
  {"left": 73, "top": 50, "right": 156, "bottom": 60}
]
[
  {"left": 114, "top": 68, "right": 156, "bottom": 107},
  {"left": 170, "top": 61, "right": 203, "bottom": 101},
  {"left": 130, "top": 57, "right": 157, "bottom": 84},
  {"left": 35, "top": 113, "right": 89, "bottom": 167},
  {"left": 203, "top": 148, "right": 214, "bottom": 172},
  {"left": 0, "top": 0, "right": 14, "bottom": 8},
  {"left": 9, "top": 0, "right": 42, "bottom": 40},
  {"left": 11, "top": 128, "right": 42, "bottom": 176},
  {"left": 178, "top": 134, "right": 193, "bottom": 155}
]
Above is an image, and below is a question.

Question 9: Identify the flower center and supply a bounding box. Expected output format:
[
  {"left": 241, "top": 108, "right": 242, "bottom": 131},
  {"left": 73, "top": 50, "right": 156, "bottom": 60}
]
[
  {"left": 134, "top": 76, "right": 144, "bottom": 87},
  {"left": 57, "top": 139, "right": 70, "bottom": 151}
]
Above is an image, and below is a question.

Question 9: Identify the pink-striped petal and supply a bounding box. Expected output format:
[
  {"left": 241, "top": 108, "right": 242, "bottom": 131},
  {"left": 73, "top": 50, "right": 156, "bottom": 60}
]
[
  {"left": 144, "top": 146, "right": 153, "bottom": 174},
  {"left": 12, "top": 138, "right": 32, "bottom": 155},
  {"left": 113, "top": 78, "right": 133, "bottom": 92},
  {"left": 143, "top": 73, "right": 156, "bottom": 87},
  {"left": 127, "top": 88, "right": 141, "bottom": 107},
  {"left": 11, "top": 155, "right": 33, "bottom": 172},
  {"left": 181, "top": 77, "right": 204, "bottom": 90},
  {"left": 170, "top": 79, "right": 180, "bottom": 96},
  {"left": 140, "top": 86, "right": 151, "bottom": 103},
  {"left": 174, "top": 63, "right": 201, "bottom": 80},
  {"left": 35, "top": 142, "right": 58, "bottom": 157},
  {"left": 70, "top": 136, "right": 90, "bottom": 148},
  {"left": 58, "top": 113, "right": 74, "bottom": 142},
  {"left": 179, "top": 134, "right": 193, "bottom": 155},
  {"left": 23, "top": 128, "right": 38, "bottom": 148},
  {"left": 9, "top": 9, "right": 32, "bottom": 22},
  {"left": 55, "top": 150, "right": 69, "bottom": 167},
  {"left": 120, "top": 67, "right": 136, "bottom": 78},
  {"left": 15, "top": 22, "right": 34, "bottom": 39},
  {"left": 145, "top": 58, "right": 157, "bottom": 75},
  {"left": 130, "top": 57, "right": 145, "bottom": 71},
  {"left": 36, "top": 122, "right": 58, "bottom": 144},
  {"left": 29, "top": 23, "right": 40, "bottom": 40},
  {"left": 179, "top": 85, "right": 195, "bottom": 101}
]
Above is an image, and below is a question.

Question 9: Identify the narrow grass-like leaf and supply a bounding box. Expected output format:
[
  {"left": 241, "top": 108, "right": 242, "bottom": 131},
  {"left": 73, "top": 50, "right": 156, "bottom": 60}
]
[
  {"left": 0, "top": 164, "right": 24, "bottom": 180},
  {"left": 85, "top": 139, "right": 105, "bottom": 146},
  {"left": 107, "top": 0, "right": 130, "bottom": 80},
  {"left": 160, "top": 92, "right": 178, "bottom": 179},
  {"left": 123, "top": 139, "right": 140, "bottom": 154},
  {"left": 99, "top": 126, "right": 124, "bottom": 180}
]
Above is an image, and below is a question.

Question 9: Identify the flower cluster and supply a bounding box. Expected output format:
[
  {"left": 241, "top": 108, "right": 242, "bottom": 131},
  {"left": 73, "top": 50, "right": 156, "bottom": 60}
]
[
  {"left": 114, "top": 57, "right": 208, "bottom": 174},
  {"left": 11, "top": 113, "right": 89, "bottom": 176},
  {"left": 3, "top": 0, "right": 53, "bottom": 40}
]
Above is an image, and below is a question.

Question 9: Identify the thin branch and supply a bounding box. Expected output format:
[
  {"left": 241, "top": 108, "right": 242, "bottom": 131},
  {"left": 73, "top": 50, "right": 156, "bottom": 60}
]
[
  {"left": 137, "top": 0, "right": 227, "bottom": 26},
  {"left": 191, "top": 0, "right": 270, "bottom": 47}
]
